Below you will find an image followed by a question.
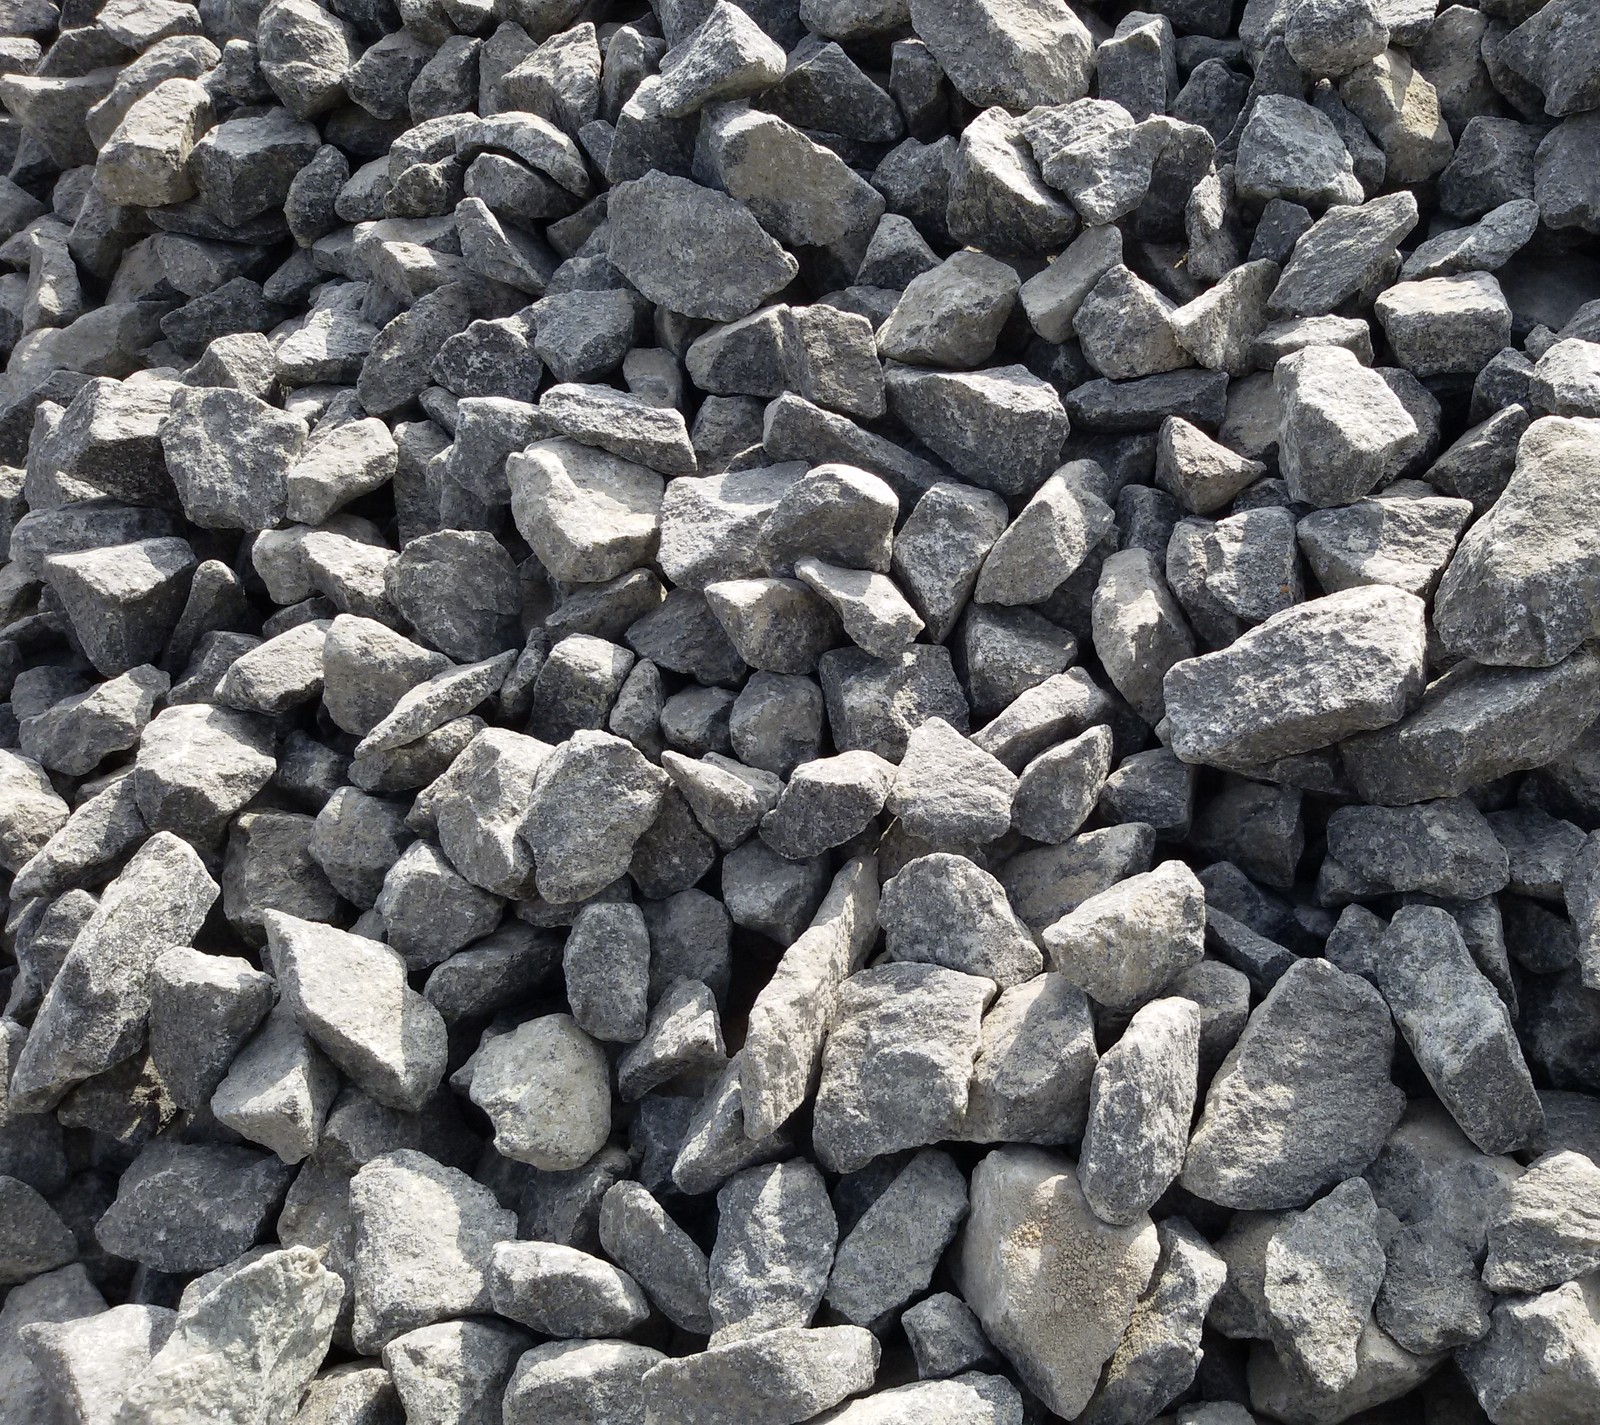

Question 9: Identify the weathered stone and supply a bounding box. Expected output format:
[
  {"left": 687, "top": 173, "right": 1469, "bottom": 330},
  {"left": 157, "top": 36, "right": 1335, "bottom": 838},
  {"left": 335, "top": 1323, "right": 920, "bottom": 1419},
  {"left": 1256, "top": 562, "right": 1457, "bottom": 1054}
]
[{"left": 956, "top": 1147, "right": 1159, "bottom": 1420}]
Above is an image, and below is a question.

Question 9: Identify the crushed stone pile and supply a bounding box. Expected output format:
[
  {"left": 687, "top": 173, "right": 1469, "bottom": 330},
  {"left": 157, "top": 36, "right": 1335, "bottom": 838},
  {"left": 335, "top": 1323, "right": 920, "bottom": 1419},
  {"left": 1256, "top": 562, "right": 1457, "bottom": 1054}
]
[{"left": 0, "top": 0, "right": 1598, "bottom": 1418}]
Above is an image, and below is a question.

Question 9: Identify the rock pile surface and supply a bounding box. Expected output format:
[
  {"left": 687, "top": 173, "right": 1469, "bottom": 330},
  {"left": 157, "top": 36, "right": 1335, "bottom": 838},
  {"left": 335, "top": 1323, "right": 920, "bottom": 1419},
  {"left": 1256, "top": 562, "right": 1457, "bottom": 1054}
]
[{"left": 0, "top": 0, "right": 1598, "bottom": 1417}]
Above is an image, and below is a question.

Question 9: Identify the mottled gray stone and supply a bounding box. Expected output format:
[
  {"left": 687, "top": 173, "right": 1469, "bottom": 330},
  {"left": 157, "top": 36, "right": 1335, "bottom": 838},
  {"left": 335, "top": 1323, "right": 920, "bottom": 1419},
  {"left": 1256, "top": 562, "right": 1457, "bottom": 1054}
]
[
  {"left": 1079, "top": 997, "right": 1200, "bottom": 1226},
  {"left": 1181, "top": 958, "right": 1405, "bottom": 1209},
  {"left": 523, "top": 730, "right": 669, "bottom": 903},
  {"left": 9, "top": 832, "right": 217, "bottom": 1112},
  {"left": 1434, "top": 416, "right": 1600, "bottom": 668},
  {"left": 1262, "top": 1178, "right": 1386, "bottom": 1392},
  {"left": 266, "top": 911, "right": 447, "bottom": 1113},
  {"left": 1078, "top": 1218, "right": 1226, "bottom": 1425},
  {"left": 641, "top": 1326, "right": 880, "bottom": 1425},
  {"left": 96, "top": 1142, "right": 294, "bottom": 1273},
  {"left": 881, "top": 853, "right": 1042, "bottom": 986},
  {"left": 348, "top": 1149, "right": 517, "bottom": 1353},
  {"left": 884, "top": 363, "right": 1069, "bottom": 498},
  {"left": 1164, "top": 586, "right": 1427, "bottom": 772},
  {"left": 813, "top": 962, "right": 996, "bottom": 1174},
  {"left": 1042, "top": 860, "right": 1205, "bottom": 1010},
  {"left": 825, "top": 1149, "right": 967, "bottom": 1328}
]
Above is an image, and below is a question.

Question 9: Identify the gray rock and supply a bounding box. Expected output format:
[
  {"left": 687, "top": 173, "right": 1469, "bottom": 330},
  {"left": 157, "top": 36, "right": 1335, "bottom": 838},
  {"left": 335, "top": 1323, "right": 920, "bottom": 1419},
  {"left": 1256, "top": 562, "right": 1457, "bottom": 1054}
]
[
  {"left": 1483, "top": 1149, "right": 1600, "bottom": 1294},
  {"left": 1402, "top": 200, "right": 1540, "bottom": 281},
  {"left": 523, "top": 730, "right": 669, "bottom": 903},
  {"left": 266, "top": 910, "right": 447, "bottom": 1113},
  {"left": 700, "top": 107, "right": 884, "bottom": 251},
  {"left": 887, "top": 717, "right": 1018, "bottom": 843},
  {"left": 825, "top": 1149, "right": 968, "bottom": 1328},
  {"left": 1092, "top": 548, "right": 1195, "bottom": 723},
  {"left": 607, "top": 171, "right": 797, "bottom": 322},
  {"left": 1017, "top": 224, "right": 1121, "bottom": 345},
  {"left": 820, "top": 645, "right": 971, "bottom": 761},
  {"left": 760, "top": 749, "right": 896, "bottom": 860},
  {"left": 357, "top": 652, "right": 516, "bottom": 757},
  {"left": 382, "top": 1319, "right": 529, "bottom": 1425},
  {"left": 641, "top": 1325, "right": 880, "bottom": 1425},
  {"left": 17, "top": 662, "right": 164, "bottom": 777},
  {"left": 211, "top": 1008, "right": 339, "bottom": 1166},
  {"left": 1268, "top": 190, "right": 1419, "bottom": 317},
  {"left": 44, "top": 537, "right": 195, "bottom": 678},
  {"left": 1164, "top": 586, "right": 1428, "bottom": 772},
  {"left": 1323, "top": 798, "right": 1511, "bottom": 900},
  {"left": 348, "top": 1149, "right": 516, "bottom": 1354},
  {"left": 1042, "top": 860, "right": 1205, "bottom": 1010},
  {"left": 1077, "top": 1218, "right": 1226, "bottom": 1425},
  {"left": 1297, "top": 491, "right": 1471, "bottom": 600},
  {"left": 760, "top": 463, "right": 899, "bottom": 578},
  {"left": 957, "top": 1146, "right": 1159, "bottom": 1420},
  {"left": 881, "top": 853, "right": 1042, "bottom": 986},
  {"left": 709, "top": 1159, "right": 836, "bottom": 1343},
  {"left": 374, "top": 841, "right": 503, "bottom": 970},
  {"left": 1338, "top": 49, "right": 1453, "bottom": 186},
  {"left": 147, "top": 947, "right": 275, "bottom": 1111},
  {"left": 117, "top": 1247, "right": 342, "bottom": 1425},
  {"left": 1237, "top": 94, "right": 1363, "bottom": 208},
  {"left": 793, "top": 557, "right": 924, "bottom": 660},
  {"left": 876, "top": 250, "right": 1019, "bottom": 370},
  {"left": 1181, "top": 958, "right": 1405, "bottom": 1209},
  {"left": 510, "top": 437, "right": 664, "bottom": 585},
  {"left": 0, "top": 1177, "right": 75, "bottom": 1286},
  {"left": 909, "top": 0, "right": 1090, "bottom": 109},
  {"left": 1012, "top": 726, "right": 1114, "bottom": 844},
  {"left": 614, "top": 978, "right": 729, "bottom": 1100},
  {"left": 1274, "top": 345, "right": 1420, "bottom": 507},
  {"left": 741, "top": 857, "right": 879, "bottom": 1139},
  {"left": 974, "top": 464, "right": 1115, "bottom": 607},
  {"left": 1375, "top": 272, "right": 1513, "bottom": 379},
  {"left": 1075, "top": 263, "right": 1188, "bottom": 380},
  {"left": 902, "top": 1294, "right": 997, "bottom": 1380},
  {"left": 19, "top": 1302, "right": 177, "bottom": 1425},
  {"left": 600, "top": 1179, "right": 712, "bottom": 1333},
  {"left": 1458, "top": 1278, "right": 1600, "bottom": 1425},
  {"left": 1262, "top": 1178, "right": 1386, "bottom": 1392},
  {"left": 813, "top": 962, "right": 996, "bottom": 1173},
  {"left": 722, "top": 837, "right": 831, "bottom": 945},
  {"left": 489, "top": 1240, "right": 649, "bottom": 1338},
  {"left": 884, "top": 363, "right": 1069, "bottom": 498},
  {"left": 502, "top": 1339, "right": 666, "bottom": 1425},
  {"left": 9, "top": 832, "right": 217, "bottom": 1112},
  {"left": 1344, "top": 650, "right": 1600, "bottom": 805},
  {"left": 1435, "top": 415, "right": 1600, "bottom": 668},
  {"left": 960, "top": 971, "right": 1098, "bottom": 1146},
  {"left": 1079, "top": 997, "right": 1201, "bottom": 1225},
  {"left": 308, "top": 788, "right": 414, "bottom": 910},
  {"left": 385, "top": 530, "right": 522, "bottom": 664},
  {"left": 96, "top": 1142, "right": 294, "bottom": 1273},
  {"left": 467, "top": 1013, "right": 611, "bottom": 1169},
  {"left": 563, "top": 902, "right": 650, "bottom": 1043}
]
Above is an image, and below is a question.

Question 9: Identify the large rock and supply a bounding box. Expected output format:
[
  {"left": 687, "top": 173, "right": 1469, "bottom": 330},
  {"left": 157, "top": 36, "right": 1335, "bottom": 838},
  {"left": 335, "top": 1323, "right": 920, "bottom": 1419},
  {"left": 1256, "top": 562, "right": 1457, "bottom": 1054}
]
[
  {"left": 9, "top": 833, "right": 217, "bottom": 1112},
  {"left": 607, "top": 172, "right": 798, "bottom": 322},
  {"left": 116, "top": 1248, "right": 341, "bottom": 1425},
  {"left": 956, "top": 1146, "right": 1160, "bottom": 1419},
  {"left": 1163, "top": 586, "right": 1428, "bottom": 771},
  {"left": 1181, "top": 958, "right": 1406, "bottom": 1209},
  {"left": 1434, "top": 415, "right": 1600, "bottom": 667}
]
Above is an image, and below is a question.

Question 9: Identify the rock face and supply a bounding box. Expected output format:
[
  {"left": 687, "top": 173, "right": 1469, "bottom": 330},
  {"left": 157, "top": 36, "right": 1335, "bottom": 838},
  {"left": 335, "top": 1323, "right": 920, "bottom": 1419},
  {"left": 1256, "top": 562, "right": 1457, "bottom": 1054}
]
[{"left": 957, "top": 1146, "right": 1160, "bottom": 1419}]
